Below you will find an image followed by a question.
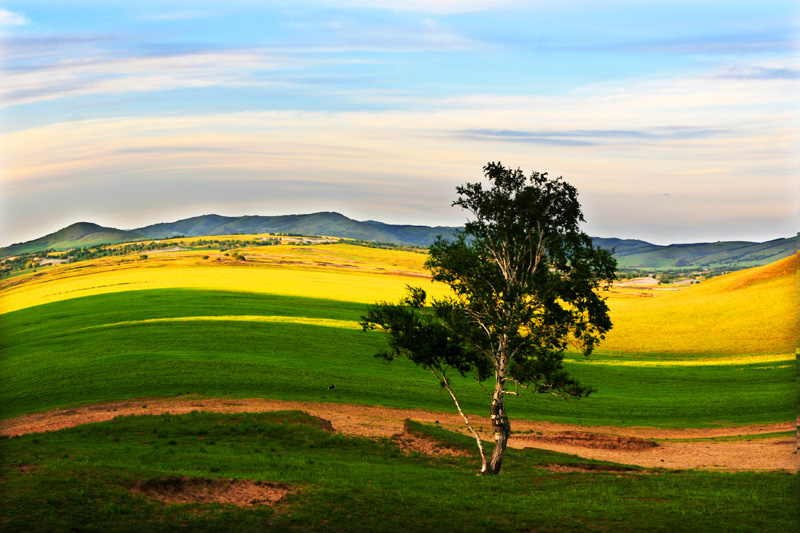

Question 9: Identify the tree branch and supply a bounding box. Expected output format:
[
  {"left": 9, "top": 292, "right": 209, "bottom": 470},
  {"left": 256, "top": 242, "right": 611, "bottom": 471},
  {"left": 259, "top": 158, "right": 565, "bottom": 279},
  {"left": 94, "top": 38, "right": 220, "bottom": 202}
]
[
  {"left": 501, "top": 376, "right": 572, "bottom": 399},
  {"left": 429, "top": 366, "right": 489, "bottom": 473}
]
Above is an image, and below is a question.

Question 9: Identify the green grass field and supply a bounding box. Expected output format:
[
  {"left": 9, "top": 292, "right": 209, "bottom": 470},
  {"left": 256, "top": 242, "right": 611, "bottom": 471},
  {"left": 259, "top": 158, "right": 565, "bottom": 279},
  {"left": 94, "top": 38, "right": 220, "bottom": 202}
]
[
  {"left": 0, "top": 244, "right": 796, "bottom": 531},
  {"left": 1, "top": 288, "right": 794, "bottom": 427},
  {"left": 1, "top": 412, "right": 795, "bottom": 532}
]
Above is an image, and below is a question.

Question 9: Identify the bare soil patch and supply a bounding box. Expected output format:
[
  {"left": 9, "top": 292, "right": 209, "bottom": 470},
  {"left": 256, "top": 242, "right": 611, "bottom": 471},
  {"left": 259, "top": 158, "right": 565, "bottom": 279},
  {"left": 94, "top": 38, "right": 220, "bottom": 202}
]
[
  {"left": 1, "top": 397, "right": 795, "bottom": 472},
  {"left": 131, "top": 477, "right": 290, "bottom": 507},
  {"left": 3, "top": 463, "right": 38, "bottom": 474},
  {"left": 392, "top": 420, "right": 470, "bottom": 458},
  {"left": 540, "top": 463, "right": 643, "bottom": 474},
  {"left": 518, "top": 431, "right": 659, "bottom": 451}
]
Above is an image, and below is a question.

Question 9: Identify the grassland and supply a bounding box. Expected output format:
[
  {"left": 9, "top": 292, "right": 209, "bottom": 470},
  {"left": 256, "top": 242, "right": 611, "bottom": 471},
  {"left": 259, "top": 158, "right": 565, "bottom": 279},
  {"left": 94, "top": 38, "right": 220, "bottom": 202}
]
[
  {"left": 1, "top": 238, "right": 796, "bottom": 531},
  {"left": 2, "top": 412, "right": 796, "bottom": 532},
  {"left": 598, "top": 256, "right": 796, "bottom": 355},
  {"left": 0, "top": 249, "right": 796, "bottom": 427},
  {"left": 0, "top": 243, "right": 449, "bottom": 315}
]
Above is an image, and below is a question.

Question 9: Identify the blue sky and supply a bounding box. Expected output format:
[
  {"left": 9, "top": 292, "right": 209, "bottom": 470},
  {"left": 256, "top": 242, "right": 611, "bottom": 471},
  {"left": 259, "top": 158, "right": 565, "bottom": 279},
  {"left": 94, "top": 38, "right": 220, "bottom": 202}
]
[{"left": 1, "top": 0, "right": 797, "bottom": 246}]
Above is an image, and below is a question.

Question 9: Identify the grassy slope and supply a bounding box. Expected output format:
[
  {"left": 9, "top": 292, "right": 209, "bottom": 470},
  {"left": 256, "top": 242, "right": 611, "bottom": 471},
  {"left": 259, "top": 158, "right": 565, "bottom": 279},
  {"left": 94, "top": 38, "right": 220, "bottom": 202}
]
[
  {"left": 0, "top": 247, "right": 795, "bottom": 427},
  {"left": 1, "top": 244, "right": 795, "bottom": 357},
  {"left": 604, "top": 237, "right": 795, "bottom": 269},
  {"left": 599, "top": 254, "right": 796, "bottom": 355},
  {"left": 1, "top": 289, "right": 794, "bottom": 426},
  {"left": 0, "top": 244, "right": 447, "bottom": 314},
  {"left": 0, "top": 222, "right": 143, "bottom": 257},
  {"left": 1, "top": 412, "right": 795, "bottom": 532}
]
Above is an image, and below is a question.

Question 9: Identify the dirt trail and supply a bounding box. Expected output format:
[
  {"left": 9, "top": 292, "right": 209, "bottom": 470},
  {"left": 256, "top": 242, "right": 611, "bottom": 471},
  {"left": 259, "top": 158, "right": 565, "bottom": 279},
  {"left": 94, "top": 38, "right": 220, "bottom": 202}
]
[{"left": 1, "top": 397, "right": 795, "bottom": 472}]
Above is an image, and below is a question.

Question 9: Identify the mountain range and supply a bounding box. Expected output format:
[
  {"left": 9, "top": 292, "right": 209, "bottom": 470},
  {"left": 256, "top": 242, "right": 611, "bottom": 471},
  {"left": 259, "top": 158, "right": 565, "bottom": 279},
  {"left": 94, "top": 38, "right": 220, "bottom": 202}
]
[{"left": 2, "top": 212, "right": 795, "bottom": 270}]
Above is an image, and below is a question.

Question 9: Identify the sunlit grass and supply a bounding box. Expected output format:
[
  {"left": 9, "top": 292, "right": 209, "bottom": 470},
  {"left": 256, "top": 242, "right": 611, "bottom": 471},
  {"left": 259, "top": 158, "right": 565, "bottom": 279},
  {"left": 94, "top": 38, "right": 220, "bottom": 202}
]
[
  {"left": 0, "top": 244, "right": 795, "bottom": 427},
  {"left": 0, "top": 249, "right": 451, "bottom": 315},
  {"left": 3, "top": 244, "right": 794, "bottom": 357},
  {"left": 600, "top": 255, "right": 796, "bottom": 355},
  {"left": 1, "top": 289, "right": 794, "bottom": 426},
  {"left": 79, "top": 315, "right": 362, "bottom": 331},
  {"left": 566, "top": 354, "right": 794, "bottom": 367}
]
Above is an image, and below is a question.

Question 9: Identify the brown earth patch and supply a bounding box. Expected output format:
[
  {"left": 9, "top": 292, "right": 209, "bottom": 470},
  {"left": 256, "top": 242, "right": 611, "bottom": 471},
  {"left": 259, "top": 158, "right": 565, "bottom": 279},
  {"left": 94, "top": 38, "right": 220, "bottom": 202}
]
[
  {"left": 541, "top": 463, "right": 643, "bottom": 474},
  {"left": 519, "top": 431, "right": 659, "bottom": 451},
  {"left": 1, "top": 397, "right": 795, "bottom": 472},
  {"left": 3, "top": 463, "right": 38, "bottom": 474},
  {"left": 131, "top": 477, "right": 290, "bottom": 507},
  {"left": 392, "top": 420, "right": 470, "bottom": 458}
]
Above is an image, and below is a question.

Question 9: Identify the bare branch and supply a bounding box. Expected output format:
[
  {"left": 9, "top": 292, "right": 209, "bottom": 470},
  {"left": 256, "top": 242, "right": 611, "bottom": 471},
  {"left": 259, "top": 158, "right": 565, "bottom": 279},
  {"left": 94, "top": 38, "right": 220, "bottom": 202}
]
[{"left": 431, "top": 367, "right": 489, "bottom": 473}]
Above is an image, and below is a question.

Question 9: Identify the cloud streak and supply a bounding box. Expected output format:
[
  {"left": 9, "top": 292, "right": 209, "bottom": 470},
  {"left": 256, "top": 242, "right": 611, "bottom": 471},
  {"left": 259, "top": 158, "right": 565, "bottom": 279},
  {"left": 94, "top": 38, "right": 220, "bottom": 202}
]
[
  {"left": 1, "top": 49, "right": 287, "bottom": 106},
  {"left": 0, "top": 8, "right": 29, "bottom": 26}
]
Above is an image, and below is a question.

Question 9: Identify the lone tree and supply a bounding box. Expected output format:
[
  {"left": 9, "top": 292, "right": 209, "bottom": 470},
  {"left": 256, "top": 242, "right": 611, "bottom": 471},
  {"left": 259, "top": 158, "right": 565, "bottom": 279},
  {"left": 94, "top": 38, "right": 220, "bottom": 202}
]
[{"left": 361, "top": 162, "right": 617, "bottom": 475}]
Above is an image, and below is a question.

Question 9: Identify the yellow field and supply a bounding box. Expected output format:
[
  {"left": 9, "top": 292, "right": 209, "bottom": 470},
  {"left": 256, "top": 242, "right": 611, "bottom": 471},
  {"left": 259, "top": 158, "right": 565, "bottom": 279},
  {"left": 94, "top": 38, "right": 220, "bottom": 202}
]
[
  {"left": 599, "top": 255, "right": 796, "bottom": 355},
  {"left": 0, "top": 244, "right": 447, "bottom": 315},
  {"left": 2, "top": 241, "right": 795, "bottom": 357},
  {"left": 567, "top": 353, "right": 793, "bottom": 367}
]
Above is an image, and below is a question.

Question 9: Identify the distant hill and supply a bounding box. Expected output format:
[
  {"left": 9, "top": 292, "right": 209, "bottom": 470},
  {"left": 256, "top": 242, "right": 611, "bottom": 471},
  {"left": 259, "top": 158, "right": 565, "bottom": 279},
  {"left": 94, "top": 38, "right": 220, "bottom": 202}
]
[
  {"left": 593, "top": 236, "right": 796, "bottom": 269},
  {"left": 1, "top": 222, "right": 145, "bottom": 257},
  {"left": 0, "top": 213, "right": 459, "bottom": 258},
  {"left": 134, "top": 212, "right": 456, "bottom": 246},
  {"left": 133, "top": 212, "right": 459, "bottom": 246},
  {"left": 1, "top": 213, "right": 794, "bottom": 271}
]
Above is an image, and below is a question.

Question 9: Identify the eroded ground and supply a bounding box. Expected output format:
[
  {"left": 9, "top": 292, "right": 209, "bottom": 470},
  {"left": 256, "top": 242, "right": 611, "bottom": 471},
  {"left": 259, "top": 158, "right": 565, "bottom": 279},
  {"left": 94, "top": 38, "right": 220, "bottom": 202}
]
[{"left": 1, "top": 397, "right": 794, "bottom": 472}]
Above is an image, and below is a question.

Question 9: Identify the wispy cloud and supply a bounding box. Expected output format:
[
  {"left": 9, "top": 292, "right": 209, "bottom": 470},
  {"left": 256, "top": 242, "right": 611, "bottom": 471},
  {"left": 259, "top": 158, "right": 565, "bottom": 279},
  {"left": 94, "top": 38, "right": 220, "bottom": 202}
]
[
  {"left": 1, "top": 50, "right": 287, "bottom": 106},
  {"left": 279, "top": 14, "right": 479, "bottom": 52},
  {"left": 616, "top": 32, "right": 798, "bottom": 54},
  {"left": 461, "top": 126, "right": 730, "bottom": 146},
  {"left": 714, "top": 66, "right": 800, "bottom": 80},
  {"left": 0, "top": 8, "right": 29, "bottom": 26}
]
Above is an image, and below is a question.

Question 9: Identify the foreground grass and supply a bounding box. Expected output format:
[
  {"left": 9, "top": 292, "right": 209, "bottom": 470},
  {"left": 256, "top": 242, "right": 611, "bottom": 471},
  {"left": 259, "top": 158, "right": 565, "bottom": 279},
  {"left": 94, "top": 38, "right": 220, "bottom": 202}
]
[
  {"left": 1, "top": 289, "right": 795, "bottom": 427},
  {"left": 1, "top": 412, "right": 795, "bottom": 532}
]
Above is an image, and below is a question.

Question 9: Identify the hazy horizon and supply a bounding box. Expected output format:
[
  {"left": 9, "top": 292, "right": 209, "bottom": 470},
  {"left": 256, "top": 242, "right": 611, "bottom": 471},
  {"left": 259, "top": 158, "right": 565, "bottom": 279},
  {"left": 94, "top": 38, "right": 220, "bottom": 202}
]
[{"left": 2, "top": 1, "right": 797, "bottom": 248}]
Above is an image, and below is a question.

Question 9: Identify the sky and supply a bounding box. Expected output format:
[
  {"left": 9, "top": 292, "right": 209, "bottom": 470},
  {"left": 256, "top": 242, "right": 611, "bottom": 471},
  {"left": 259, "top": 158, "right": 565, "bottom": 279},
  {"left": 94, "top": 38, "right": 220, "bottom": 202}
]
[{"left": 1, "top": 0, "right": 797, "bottom": 246}]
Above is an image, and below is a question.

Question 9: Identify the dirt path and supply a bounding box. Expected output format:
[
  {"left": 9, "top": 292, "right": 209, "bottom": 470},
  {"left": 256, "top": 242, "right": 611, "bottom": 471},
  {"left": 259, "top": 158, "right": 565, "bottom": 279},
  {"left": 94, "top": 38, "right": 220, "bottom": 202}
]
[{"left": 1, "top": 397, "right": 795, "bottom": 472}]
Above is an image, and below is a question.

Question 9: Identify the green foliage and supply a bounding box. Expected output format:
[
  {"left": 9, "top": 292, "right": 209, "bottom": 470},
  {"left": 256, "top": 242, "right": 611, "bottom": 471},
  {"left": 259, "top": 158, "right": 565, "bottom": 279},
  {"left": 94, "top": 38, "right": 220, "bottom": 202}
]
[
  {"left": 362, "top": 164, "right": 618, "bottom": 473},
  {"left": 428, "top": 162, "right": 617, "bottom": 364},
  {"left": 361, "top": 286, "right": 490, "bottom": 381}
]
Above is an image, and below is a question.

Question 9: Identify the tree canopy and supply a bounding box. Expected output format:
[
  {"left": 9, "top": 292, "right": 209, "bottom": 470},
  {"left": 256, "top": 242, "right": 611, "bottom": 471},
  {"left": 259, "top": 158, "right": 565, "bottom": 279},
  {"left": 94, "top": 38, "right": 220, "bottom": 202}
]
[{"left": 361, "top": 162, "right": 617, "bottom": 475}]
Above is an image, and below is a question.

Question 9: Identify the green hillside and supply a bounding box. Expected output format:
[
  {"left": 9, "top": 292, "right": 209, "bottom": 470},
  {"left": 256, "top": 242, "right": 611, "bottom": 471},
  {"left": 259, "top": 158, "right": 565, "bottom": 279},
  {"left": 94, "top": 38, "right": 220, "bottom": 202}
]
[
  {"left": 594, "top": 236, "right": 795, "bottom": 269},
  {"left": 134, "top": 212, "right": 459, "bottom": 246},
  {"left": 0, "top": 222, "right": 144, "bottom": 257}
]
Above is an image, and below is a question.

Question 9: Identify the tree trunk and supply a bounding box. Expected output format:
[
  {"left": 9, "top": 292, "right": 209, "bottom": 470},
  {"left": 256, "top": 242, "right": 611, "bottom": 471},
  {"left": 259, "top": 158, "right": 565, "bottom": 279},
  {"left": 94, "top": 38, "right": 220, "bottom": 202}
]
[{"left": 484, "top": 378, "right": 510, "bottom": 475}]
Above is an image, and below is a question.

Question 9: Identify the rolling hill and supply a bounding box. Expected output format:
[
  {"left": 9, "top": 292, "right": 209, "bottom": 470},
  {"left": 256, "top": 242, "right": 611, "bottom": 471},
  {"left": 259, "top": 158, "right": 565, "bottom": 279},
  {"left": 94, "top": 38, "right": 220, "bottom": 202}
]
[
  {"left": 1, "top": 213, "right": 794, "bottom": 271},
  {"left": 133, "top": 212, "right": 459, "bottom": 246},
  {"left": 595, "top": 236, "right": 796, "bottom": 269},
  {"left": 1, "top": 222, "right": 145, "bottom": 257}
]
